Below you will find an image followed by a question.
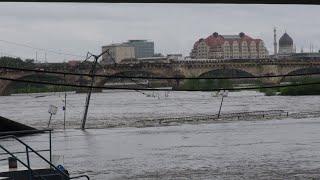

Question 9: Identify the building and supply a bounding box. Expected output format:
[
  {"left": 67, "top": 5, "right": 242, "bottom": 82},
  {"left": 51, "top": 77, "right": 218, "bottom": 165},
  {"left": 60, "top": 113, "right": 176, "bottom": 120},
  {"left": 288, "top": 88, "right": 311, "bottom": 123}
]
[
  {"left": 101, "top": 43, "right": 135, "bottom": 64},
  {"left": 123, "top": 40, "right": 154, "bottom": 58},
  {"left": 190, "top": 32, "right": 268, "bottom": 59},
  {"left": 167, "top": 54, "right": 183, "bottom": 60},
  {"left": 120, "top": 57, "right": 170, "bottom": 64},
  {"left": 278, "top": 32, "right": 294, "bottom": 55},
  {"left": 67, "top": 60, "right": 81, "bottom": 67}
]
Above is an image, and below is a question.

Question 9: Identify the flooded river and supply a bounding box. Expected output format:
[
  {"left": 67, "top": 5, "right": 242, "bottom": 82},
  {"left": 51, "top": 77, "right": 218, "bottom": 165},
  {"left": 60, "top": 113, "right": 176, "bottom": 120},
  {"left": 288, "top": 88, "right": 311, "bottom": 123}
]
[{"left": 1, "top": 91, "right": 320, "bottom": 179}]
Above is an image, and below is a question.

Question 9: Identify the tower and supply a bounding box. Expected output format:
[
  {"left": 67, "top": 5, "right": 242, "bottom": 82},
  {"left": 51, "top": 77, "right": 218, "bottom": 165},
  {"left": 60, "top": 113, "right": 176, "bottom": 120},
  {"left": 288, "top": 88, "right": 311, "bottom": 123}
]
[{"left": 273, "top": 27, "right": 278, "bottom": 56}]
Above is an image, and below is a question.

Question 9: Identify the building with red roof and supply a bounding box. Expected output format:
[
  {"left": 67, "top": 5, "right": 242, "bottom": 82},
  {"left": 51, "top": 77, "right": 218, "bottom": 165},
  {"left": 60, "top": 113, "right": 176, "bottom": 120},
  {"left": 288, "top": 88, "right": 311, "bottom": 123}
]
[{"left": 190, "top": 32, "right": 269, "bottom": 59}]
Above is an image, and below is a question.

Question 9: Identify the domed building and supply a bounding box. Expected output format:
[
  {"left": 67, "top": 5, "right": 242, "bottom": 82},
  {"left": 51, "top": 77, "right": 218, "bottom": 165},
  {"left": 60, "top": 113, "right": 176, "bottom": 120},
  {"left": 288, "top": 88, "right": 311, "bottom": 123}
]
[{"left": 278, "top": 32, "right": 294, "bottom": 54}]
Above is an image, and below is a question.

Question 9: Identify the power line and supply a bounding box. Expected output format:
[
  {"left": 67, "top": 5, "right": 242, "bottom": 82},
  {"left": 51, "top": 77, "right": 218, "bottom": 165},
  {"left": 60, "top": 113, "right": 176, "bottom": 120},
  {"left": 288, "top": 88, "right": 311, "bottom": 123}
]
[
  {"left": 0, "top": 39, "right": 85, "bottom": 59},
  {"left": 0, "top": 76, "right": 320, "bottom": 92},
  {"left": 1, "top": 65, "right": 320, "bottom": 80},
  {"left": 0, "top": 51, "right": 48, "bottom": 62}
]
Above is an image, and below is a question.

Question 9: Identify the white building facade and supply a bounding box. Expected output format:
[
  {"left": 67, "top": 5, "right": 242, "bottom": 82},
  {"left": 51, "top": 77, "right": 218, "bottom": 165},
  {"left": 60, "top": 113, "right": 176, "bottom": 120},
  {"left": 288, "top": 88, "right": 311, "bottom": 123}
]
[{"left": 101, "top": 44, "right": 135, "bottom": 64}]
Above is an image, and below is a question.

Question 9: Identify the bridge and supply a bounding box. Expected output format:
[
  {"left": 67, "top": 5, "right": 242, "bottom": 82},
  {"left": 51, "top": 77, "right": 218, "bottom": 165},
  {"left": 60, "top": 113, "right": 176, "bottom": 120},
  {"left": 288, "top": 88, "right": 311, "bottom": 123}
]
[{"left": 1, "top": 58, "right": 320, "bottom": 95}]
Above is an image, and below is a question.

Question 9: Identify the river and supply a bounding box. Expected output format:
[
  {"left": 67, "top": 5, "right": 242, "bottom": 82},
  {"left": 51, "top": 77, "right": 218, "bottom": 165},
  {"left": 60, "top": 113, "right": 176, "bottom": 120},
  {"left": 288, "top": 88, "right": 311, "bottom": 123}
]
[{"left": 0, "top": 91, "right": 320, "bottom": 179}]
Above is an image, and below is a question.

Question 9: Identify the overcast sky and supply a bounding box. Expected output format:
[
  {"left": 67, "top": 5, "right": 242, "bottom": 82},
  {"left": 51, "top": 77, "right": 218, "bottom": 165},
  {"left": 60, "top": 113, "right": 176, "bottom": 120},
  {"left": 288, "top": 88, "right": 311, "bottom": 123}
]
[{"left": 0, "top": 3, "right": 319, "bottom": 62}]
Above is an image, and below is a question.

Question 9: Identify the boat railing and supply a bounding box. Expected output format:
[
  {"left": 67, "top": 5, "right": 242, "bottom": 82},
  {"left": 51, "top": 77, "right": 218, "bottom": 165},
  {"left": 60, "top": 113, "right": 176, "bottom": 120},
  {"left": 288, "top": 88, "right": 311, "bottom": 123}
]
[{"left": 0, "top": 129, "right": 90, "bottom": 180}]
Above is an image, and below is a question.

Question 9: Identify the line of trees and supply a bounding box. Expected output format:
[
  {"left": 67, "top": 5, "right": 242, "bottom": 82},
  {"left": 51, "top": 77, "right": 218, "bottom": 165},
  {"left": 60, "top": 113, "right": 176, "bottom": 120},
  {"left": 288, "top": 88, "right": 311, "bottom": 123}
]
[{"left": 0, "top": 56, "right": 36, "bottom": 68}]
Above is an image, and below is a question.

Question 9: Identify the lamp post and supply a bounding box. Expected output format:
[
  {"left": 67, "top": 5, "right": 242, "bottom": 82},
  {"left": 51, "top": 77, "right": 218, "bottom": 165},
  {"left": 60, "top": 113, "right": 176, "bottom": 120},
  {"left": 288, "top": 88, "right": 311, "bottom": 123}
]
[{"left": 48, "top": 105, "right": 58, "bottom": 128}]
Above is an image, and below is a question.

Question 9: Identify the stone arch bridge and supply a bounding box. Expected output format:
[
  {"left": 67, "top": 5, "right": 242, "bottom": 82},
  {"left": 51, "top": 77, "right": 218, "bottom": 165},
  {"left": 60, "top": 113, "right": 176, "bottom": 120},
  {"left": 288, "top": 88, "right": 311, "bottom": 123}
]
[{"left": 1, "top": 59, "right": 320, "bottom": 95}]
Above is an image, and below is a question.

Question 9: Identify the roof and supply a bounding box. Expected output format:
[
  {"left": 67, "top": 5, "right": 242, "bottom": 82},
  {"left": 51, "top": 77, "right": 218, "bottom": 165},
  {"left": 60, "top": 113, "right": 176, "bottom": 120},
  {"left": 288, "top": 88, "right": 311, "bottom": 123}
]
[
  {"left": 222, "top": 35, "right": 241, "bottom": 39},
  {"left": 279, "top": 33, "right": 293, "bottom": 46},
  {"left": 128, "top": 40, "right": 148, "bottom": 42},
  {"left": 102, "top": 43, "right": 133, "bottom": 48},
  {"left": 193, "top": 32, "right": 262, "bottom": 48}
]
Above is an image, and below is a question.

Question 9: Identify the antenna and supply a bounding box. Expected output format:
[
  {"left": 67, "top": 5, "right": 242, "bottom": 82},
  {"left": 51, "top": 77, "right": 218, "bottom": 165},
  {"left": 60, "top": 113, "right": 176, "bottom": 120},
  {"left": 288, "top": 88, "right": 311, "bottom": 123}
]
[
  {"left": 312, "top": 44, "right": 314, "bottom": 53},
  {"left": 310, "top": 43, "right": 312, "bottom": 53}
]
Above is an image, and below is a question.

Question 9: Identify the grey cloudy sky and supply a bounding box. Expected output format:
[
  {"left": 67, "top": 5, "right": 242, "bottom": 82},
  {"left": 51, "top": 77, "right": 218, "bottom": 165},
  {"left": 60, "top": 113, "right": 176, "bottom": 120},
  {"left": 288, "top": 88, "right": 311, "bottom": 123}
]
[{"left": 0, "top": 3, "right": 319, "bottom": 62}]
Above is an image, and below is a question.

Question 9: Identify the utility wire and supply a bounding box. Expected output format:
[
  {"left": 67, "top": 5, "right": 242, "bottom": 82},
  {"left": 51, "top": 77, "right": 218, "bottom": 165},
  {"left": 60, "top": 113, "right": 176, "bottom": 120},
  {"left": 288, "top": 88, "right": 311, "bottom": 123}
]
[
  {"left": 0, "top": 39, "right": 84, "bottom": 58},
  {"left": 103, "top": 50, "right": 154, "bottom": 96},
  {"left": 1, "top": 76, "right": 320, "bottom": 92},
  {"left": 1, "top": 66, "right": 320, "bottom": 80}
]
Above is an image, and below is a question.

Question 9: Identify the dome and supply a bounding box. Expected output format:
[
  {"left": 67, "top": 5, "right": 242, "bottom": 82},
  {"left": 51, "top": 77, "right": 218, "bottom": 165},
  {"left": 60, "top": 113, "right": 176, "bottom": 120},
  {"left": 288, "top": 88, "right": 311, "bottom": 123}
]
[
  {"left": 279, "top": 33, "right": 293, "bottom": 46},
  {"left": 213, "top": 32, "right": 219, "bottom": 37}
]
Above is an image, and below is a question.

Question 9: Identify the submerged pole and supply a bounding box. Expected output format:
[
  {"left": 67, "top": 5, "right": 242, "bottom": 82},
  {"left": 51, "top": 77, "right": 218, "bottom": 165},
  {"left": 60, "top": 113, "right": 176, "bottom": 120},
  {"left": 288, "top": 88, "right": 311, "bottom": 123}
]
[
  {"left": 81, "top": 56, "right": 99, "bottom": 130},
  {"left": 63, "top": 75, "right": 67, "bottom": 130},
  {"left": 64, "top": 92, "right": 67, "bottom": 129},
  {"left": 218, "top": 96, "right": 224, "bottom": 118},
  {"left": 218, "top": 90, "right": 227, "bottom": 118},
  {"left": 48, "top": 114, "right": 53, "bottom": 128},
  {"left": 81, "top": 50, "right": 110, "bottom": 130}
]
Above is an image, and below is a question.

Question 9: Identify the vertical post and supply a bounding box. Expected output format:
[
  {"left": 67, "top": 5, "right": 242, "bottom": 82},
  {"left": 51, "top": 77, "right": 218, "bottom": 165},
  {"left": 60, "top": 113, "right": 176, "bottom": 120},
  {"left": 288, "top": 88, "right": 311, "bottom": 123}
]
[
  {"left": 81, "top": 55, "right": 99, "bottom": 130},
  {"left": 49, "top": 130, "right": 52, "bottom": 166},
  {"left": 26, "top": 147, "right": 32, "bottom": 180},
  {"left": 218, "top": 95, "right": 224, "bottom": 118},
  {"left": 63, "top": 75, "right": 67, "bottom": 130},
  {"left": 175, "top": 79, "right": 180, "bottom": 88},
  {"left": 64, "top": 92, "right": 66, "bottom": 129},
  {"left": 47, "top": 114, "right": 53, "bottom": 128}
]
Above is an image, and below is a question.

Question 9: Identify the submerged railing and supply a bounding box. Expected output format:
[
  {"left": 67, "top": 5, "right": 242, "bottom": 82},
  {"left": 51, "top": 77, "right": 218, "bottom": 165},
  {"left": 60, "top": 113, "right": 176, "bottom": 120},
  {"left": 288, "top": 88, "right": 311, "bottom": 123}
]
[{"left": 0, "top": 129, "right": 90, "bottom": 180}]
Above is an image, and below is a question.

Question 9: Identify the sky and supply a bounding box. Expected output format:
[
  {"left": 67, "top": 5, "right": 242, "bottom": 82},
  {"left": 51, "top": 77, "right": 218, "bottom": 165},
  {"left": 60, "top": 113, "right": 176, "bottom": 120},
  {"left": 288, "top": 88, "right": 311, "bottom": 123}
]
[{"left": 0, "top": 3, "right": 319, "bottom": 62}]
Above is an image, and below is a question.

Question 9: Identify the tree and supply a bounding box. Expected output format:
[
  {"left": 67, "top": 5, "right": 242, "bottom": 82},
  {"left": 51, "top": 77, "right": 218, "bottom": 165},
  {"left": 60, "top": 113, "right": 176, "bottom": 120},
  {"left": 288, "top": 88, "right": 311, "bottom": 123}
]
[{"left": 25, "top": 59, "right": 35, "bottom": 64}]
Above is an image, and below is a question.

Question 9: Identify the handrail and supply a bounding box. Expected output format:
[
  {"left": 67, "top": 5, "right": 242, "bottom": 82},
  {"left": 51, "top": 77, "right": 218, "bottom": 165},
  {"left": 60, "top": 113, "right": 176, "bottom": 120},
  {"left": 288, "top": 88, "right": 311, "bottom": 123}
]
[
  {"left": 0, "top": 129, "right": 53, "bottom": 136},
  {"left": 0, "top": 129, "right": 53, "bottom": 169},
  {"left": 70, "top": 175, "right": 90, "bottom": 180},
  {"left": 0, "top": 144, "right": 47, "bottom": 180},
  {"left": 0, "top": 135, "right": 90, "bottom": 180},
  {"left": 0, "top": 149, "right": 49, "bottom": 155}
]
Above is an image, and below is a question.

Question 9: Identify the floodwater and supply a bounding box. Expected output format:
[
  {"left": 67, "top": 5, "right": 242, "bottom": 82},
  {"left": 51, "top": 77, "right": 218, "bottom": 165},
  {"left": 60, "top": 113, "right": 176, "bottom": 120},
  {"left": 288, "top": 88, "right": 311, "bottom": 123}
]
[
  {"left": 1, "top": 90, "right": 320, "bottom": 128},
  {"left": 1, "top": 91, "right": 320, "bottom": 179}
]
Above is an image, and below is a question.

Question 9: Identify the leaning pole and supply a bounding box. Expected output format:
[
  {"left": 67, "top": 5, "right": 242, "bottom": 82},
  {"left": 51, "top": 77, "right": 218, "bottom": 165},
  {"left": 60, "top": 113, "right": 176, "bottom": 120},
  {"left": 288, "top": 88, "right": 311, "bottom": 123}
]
[{"left": 81, "top": 50, "right": 108, "bottom": 130}]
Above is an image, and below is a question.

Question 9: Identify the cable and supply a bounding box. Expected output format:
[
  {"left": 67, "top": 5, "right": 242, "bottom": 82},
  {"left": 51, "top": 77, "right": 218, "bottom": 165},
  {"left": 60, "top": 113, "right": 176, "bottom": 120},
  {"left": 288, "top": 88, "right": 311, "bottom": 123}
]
[
  {"left": 102, "top": 50, "right": 161, "bottom": 96},
  {"left": 1, "top": 76, "right": 320, "bottom": 92},
  {"left": 1, "top": 65, "right": 320, "bottom": 80},
  {"left": 0, "top": 39, "right": 84, "bottom": 58}
]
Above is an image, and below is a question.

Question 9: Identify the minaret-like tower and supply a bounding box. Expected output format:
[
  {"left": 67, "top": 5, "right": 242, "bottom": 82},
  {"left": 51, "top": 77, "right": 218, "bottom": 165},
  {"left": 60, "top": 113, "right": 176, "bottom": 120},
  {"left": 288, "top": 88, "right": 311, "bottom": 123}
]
[{"left": 273, "top": 27, "right": 278, "bottom": 56}]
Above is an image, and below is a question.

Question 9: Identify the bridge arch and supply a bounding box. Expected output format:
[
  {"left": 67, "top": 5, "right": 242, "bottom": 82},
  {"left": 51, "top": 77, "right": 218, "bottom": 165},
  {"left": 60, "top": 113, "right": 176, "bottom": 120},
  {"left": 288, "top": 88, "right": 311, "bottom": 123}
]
[
  {"left": 94, "top": 70, "right": 178, "bottom": 88},
  {"left": 281, "top": 67, "right": 320, "bottom": 82},
  {"left": 198, "top": 68, "right": 256, "bottom": 78},
  {"left": 286, "top": 67, "right": 320, "bottom": 76},
  {"left": 1, "top": 73, "right": 64, "bottom": 96}
]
